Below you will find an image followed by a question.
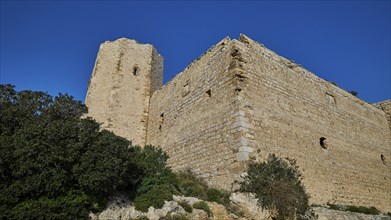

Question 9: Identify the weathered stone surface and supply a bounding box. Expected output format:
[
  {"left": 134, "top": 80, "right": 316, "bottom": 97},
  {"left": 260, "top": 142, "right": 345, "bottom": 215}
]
[
  {"left": 374, "top": 100, "right": 391, "bottom": 130},
  {"left": 234, "top": 35, "right": 390, "bottom": 211},
  {"left": 229, "top": 193, "right": 269, "bottom": 220},
  {"left": 314, "top": 207, "right": 391, "bottom": 220},
  {"left": 85, "top": 35, "right": 391, "bottom": 212},
  {"left": 85, "top": 38, "right": 163, "bottom": 146},
  {"left": 91, "top": 193, "right": 390, "bottom": 220}
]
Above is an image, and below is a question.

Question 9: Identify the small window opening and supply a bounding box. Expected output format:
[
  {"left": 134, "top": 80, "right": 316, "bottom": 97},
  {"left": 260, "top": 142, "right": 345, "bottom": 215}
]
[
  {"left": 326, "top": 93, "right": 336, "bottom": 106},
  {"left": 133, "top": 66, "right": 139, "bottom": 76},
  {"left": 235, "top": 88, "right": 242, "bottom": 95},
  {"left": 182, "top": 80, "right": 190, "bottom": 97},
  {"left": 159, "top": 113, "right": 164, "bottom": 132},
  {"left": 205, "top": 89, "right": 211, "bottom": 98},
  {"left": 381, "top": 154, "right": 386, "bottom": 165},
  {"left": 320, "top": 137, "right": 327, "bottom": 149}
]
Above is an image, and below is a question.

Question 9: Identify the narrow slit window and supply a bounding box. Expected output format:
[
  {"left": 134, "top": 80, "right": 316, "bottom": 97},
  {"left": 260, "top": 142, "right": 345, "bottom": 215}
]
[
  {"left": 320, "top": 137, "right": 327, "bottom": 149},
  {"left": 326, "top": 93, "right": 336, "bottom": 106},
  {"left": 381, "top": 154, "right": 386, "bottom": 165},
  {"left": 182, "top": 80, "right": 190, "bottom": 97},
  {"left": 206, "top": 89, "right": 211, "bottom": 98},
  {"left": 159, "top": 113, "right": 164, "bottom": 132},
  {"left": 133, "top": 66, "right": 139, "bottom": 76}
]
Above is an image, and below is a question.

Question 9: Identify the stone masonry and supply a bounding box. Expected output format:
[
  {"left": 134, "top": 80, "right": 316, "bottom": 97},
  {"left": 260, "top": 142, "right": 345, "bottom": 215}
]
[
  {"left": 85, "top": 34, "right": 391, "bottom": 212},
  {"left": 85, "top": 38, "right": 162, "bottom": 146}
]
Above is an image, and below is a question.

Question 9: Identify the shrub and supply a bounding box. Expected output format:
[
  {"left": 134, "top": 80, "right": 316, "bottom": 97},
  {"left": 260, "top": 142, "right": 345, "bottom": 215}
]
[
  {"left": 132, "top": 145, "right": 180, "bottom": 212},
  {"left": 0, "top": 85, "right": 138, "bottom": 219},
  {"left": 133, "top": 172, "right": 177, "bottom": 212},
  {"left": 348, "top": 91, "right": 358, "bottom": 97},
  {"left": 165, "top": 213, "right": 189, "bottom": 220},
  {"left": 206, "top": 188, "right": 223, "bottom": 203},
  {"left": 177, "top": 169, "right": 208, "bottom": 200},
  {"left": 178, "top": 201, "right": 193, "bottom": 213},
  {"left": 176, "top": 169, "right": 229, "bottom": 205},
  {"left": 193, "top": 201, "right": 211, "bottom": 217},
  {"left": 239, "top": 154, "right": 312, "bottom": 220},
  {"left": 346, "top": 206, "right": 379, "bottom": 215},
  {"left": 327, "top": 203, "right": 380, "bottom": 215},
  {"left": 135, "top": 216, "right": 150, "bottom": 220}
]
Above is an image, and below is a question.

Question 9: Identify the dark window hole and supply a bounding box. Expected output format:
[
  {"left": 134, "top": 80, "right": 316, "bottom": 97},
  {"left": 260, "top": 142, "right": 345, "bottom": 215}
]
[
  {"left": 159, "top": 113, "right": 164, "bottom": 132},
  {"left": 381, "top": 154, "right": 386, "bottom": 165},
  {"left": 206, "top": 89, "right": 211, "bottom": 97},
  {"left": 133, "top": 66, "right": 139, "bottom": 76},
  {"left": 320, "top": 137, "right": 327, "bottom": 149}
]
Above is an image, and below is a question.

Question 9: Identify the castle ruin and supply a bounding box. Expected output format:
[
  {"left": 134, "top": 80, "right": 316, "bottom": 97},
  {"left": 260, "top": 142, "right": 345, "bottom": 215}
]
[{"left": 85, "top": 34, "right": 391, "bottom": 211}]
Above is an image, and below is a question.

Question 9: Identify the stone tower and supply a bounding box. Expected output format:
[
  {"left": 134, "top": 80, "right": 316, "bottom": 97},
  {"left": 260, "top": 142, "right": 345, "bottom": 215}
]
[{"left": 85, "top": 38, "right": 163, "bottom": 146}]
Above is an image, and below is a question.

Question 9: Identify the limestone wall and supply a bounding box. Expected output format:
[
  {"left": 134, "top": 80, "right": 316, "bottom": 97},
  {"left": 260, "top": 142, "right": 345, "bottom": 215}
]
[
  {"left": 146, "top": 37, "right": 249, "bottom": 188},
  {"left": 85, "top": 38, "right": 162, "bottom": 146},
  {"left": 86, "top": 35, "right": 390, "bottom": 212},
  {"left": 235, "top": 35, "right": 391, "bottom": 211},
  {"left": 374, "top": 100, "right": 391, "bottom": 130}
]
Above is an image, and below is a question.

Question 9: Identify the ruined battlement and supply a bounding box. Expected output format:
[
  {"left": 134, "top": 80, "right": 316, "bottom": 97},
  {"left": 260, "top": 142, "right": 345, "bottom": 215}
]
[{"left": 85, "top": 34, "right": 391, "bottom": 211}]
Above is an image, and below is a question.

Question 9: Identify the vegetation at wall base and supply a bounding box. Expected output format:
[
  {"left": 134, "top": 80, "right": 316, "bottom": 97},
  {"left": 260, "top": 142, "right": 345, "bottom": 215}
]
[
  {"left": 192, "top": 201, "right": 211, "bottom": 217},
  {"left": 239, "top": 154, "right": 313, "bottom": 220},
  {"left": 176, "top": 169, "right": 229, "bottom": 205},
  {"left": 165, "top": 213, "right": 189, "bottom": 220},
  {"left": 0, "top": 84, "right": 177, "bottom": 219},
  {"left": 135, "top": 216, "right": 150, "bottom": 220},
  {"left": 178, "top": 201, "right": 193, "bottom": 213},
  {"left": 131, "top": 145, "right": 179, "bottom": 212},
  {"left": 327, "top": 203, "right": 380, "bottom": 215}
]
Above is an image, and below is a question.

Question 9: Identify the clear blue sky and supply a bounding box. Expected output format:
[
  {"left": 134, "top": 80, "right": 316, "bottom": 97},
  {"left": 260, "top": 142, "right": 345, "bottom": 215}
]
[{"left": 1, "top": 1, "right": 390, "bottom": 103}]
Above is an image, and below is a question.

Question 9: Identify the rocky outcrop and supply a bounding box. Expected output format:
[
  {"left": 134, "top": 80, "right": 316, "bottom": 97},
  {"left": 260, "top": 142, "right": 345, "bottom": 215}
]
[
  {"left": 314, "top": 207, "right": 390, "bottom": 220},
  {"left": 90, "top": 193, "right": 391, "bottom": 220}
]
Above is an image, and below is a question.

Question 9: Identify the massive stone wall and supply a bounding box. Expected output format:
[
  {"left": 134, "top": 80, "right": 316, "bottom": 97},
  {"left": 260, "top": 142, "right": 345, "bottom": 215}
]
[
  {"left": 146, "top": 37, "right": 249, "bottom": 186},
  {"left": 146, "top": 35, "right": 390, "bottom": 211},
  {"left": 86, "top": 35, "right": 390, "bottom": 212},
  {"left": 233, "top": 35, "right": 391, "bottom": 211},
  {"left": 85, "top": 38, "right": 162, "bottom": 146}
]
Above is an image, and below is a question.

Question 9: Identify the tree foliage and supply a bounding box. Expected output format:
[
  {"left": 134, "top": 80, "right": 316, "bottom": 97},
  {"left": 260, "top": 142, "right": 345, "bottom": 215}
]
[
  {"left": 132, "top": 145, "right": 179, "bottom": 212},
  {"left": 239, "top": 154, "right": 313, "bottom": 220},
  {"left": 0, "top": 84, "right": 142, "bottom": 219},
  {"left": 348, "top": 91, "right": 358, "bottom": 97}
]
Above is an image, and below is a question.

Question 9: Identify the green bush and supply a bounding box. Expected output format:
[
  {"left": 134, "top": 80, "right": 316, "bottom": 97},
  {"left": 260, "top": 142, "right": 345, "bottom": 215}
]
[
  {"left": 0, "top": 84, "right": 182, "bottom": 219},
  {"left": 206, "top": 188, "right": 230, "bottom": 205},
  {"left": 10, "top": 190, "right": 89, "bottom": 219},
  {"left": 327, "top": 203, "right": 380, "bottom": 215},
  {"left": 206, "top": 188, "right": 223, "bottom": 203},
  {"left": 193, "top": 201, "right": 211, "bottom": 217},
  {"left": 165, "top": 213, "right": 189, "bottom": 220},
  {"left": 0, "top": 84, "right": 139, "bottom": 219},
  {"left": 176, "top": 169, "right": 229, "bottom": 205},
  {"left": 239, "top": 154, "right": 312, "bottom": 220},
  {"left": 133, "top": 171, "right": 178, "bottom": 212},
  {"left": 177, "top": 169, "right": 208, "bottom": 200},
  {"left": 135, "top": 216, "right": 150, "bottom": 220},
  {"left": 178, "top": 201, "right": 193, "bottom": 213},
  {"left": 346, "top": 206, "right": 379, "bottom": 215},
  {"left": 134, "top": 183, "right": 173, "bottom": 212}
]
